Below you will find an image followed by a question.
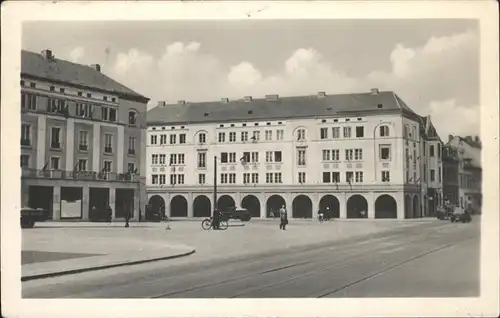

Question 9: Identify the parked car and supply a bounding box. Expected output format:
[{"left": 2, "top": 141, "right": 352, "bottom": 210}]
[
  {"left": 450, "top": 207, "right": 472, "bottom": 223},
  {"left": 21, "top": 207, "right": 48, "bottom": 228},
  {"left": 222, "top": 207, "right": 252, "bottom": 222}
]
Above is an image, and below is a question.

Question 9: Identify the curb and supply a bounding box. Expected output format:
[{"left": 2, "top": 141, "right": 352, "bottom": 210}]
[{"left": 21, "top": 249, "right": 195, "bottom": 282}]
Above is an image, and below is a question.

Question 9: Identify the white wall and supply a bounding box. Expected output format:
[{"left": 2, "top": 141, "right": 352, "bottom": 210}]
[{"left": 146, "top": 112, "right": 407, "bottom": 187}]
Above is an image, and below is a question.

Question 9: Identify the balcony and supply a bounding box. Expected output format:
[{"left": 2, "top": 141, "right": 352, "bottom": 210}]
[
  {"left": 79, "top": 144, "right": 88, "bottom": 151},
  {"left": 21, "top": 168, "right": 140, "bottom": 183},
  {"left": 104, "top": 146, "right": 113, "bottom": 154},
  {"left": 128, "top": 148, "right": 136, "bottom": 155},
  {"left": 51, "top": 142, "right": 61, "bottom": 150}
]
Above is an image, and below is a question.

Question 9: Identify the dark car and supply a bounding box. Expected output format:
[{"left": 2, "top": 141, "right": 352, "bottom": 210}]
[
  {"left": 222, "top": 207, "right": 252, "bottom": 222},
  {"left": 450, "top": 208, "right": 472, "bottom": 223},
  {"left": 21, "top": 207, "right": 48, "bottom": 228}
]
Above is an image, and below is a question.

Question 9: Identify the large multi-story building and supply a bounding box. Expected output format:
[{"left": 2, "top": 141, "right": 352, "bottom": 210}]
[
  {"left": 443, "top": 135, "right": 482, "bottom": 213},
  {"left": 145, "top": 89, "right": 443, "bottom": 220},
  {"left": 20, "top": 49, "right": 150, "bottom": 221}
]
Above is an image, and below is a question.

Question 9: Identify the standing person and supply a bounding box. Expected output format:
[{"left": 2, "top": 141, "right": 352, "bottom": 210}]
[
  {"left": 107, "top": 205, "right": 112, "bottom": 223},
  {"left": 124, "top": 208, "right": 130, "bottom": 228},
  {"left": 279, "top": 205, "right": 288, "bottom": 230}
]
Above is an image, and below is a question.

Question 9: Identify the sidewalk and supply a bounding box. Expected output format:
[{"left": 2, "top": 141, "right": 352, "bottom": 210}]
[{"left": 22, "top": 222, "right": 195, "bottom": 281}]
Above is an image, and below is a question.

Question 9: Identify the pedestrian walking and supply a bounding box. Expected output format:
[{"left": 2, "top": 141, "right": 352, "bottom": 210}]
[{"left": 279, "top": 205, "right": 288, "bottom": 230}]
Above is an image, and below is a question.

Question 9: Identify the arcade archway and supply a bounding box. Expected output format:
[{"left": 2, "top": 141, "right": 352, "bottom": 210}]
[
  {"left": 193, "top": 195, "right": 211, "bottom": 217},
  {"left": 292, "top": 195, "right": 313, "bottom": 218},
  {"left": 375, "top": 194, "right": 397, "bottom": 218},
  {"left": 266, "top": 195, "right": 286, "bottom": 218},
  {"left": 170, "top": 195, "right": 188, "bottom": 217},
  {"left": 241, "top": 195, "right": 261, "bottom": 217},
  {"left": 347, "top": 195, "right": 368, "bottom": 218},
  {"left": 319, "top": 195, "right": 340, "bottom": 219}
]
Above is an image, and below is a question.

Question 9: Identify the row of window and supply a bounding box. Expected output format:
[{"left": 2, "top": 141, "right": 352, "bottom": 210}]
[
  {"left": 149, "top": 125, "right": 392, "bottom": 146},
  {"left": 21, "top": 123, "right": 137, "bottom": 155},
  {"left": 149, "top": 171, "right": 394, "bottom": 186},
  {"left": 151, "top": 153, "right": 186, "bottom": 165},
  {"left": 150, "top": 133, "right": 187, "bottom": 145},
  {"left": 150, "top": 146, "right": 392, "bottom": 169},
  {"left": 20, "top": 154, "right": 137, "bottom": 173},
  {"left": 21, "top": 93, "right": 138, "bottom": 125},
  {"left": 151, "top": 174, "right": 186, "bottom": 185},
  {"left": 21, "top": 81, "right": 118, "bottom": 103}
]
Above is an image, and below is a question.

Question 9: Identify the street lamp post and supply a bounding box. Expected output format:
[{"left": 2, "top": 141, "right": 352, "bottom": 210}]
[{"left": 213, "top": 155, "right": 218, "bottom": 216}]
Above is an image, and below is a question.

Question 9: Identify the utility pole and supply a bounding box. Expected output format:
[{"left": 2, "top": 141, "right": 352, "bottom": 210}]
[{"left": 213, "top": 155, "right": 218, "bottom": 217}]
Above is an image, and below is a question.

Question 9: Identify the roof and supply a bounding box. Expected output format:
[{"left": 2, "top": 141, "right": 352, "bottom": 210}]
[
  {"left": 21, "top": 50, "right": 149, "bottom": 103},
  {"left": 147, "top": 91, "right": 419, "bottom": 125}
]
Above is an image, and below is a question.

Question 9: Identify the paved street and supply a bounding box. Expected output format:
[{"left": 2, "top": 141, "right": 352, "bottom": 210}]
[{"left": 22, "top": 219, "right": 480, "bottom": 298}]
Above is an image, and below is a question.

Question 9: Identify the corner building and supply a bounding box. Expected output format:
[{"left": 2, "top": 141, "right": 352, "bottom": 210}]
[
  {"left": 20, "top": 49, "right": 150, "bottom": 221},
  {"left": 146, "top": 90, "right": 443, "bottom": 220}
]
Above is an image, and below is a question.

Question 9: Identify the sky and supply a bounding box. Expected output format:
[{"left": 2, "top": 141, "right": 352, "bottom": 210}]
[{"left": 22, "top": 19, "right": 480, "bottom": 140}]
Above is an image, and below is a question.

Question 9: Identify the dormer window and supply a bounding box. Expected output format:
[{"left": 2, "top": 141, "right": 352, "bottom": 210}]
[
  {"left": 248, "top": 110, "right": 253, "bottom": 114},
  {"left": 50, "top": 86, "right": 55, "bottom": 92},
  {"left": 87, "top": 93, "right": 92, "bottom": 98},
  {"left": 204, "top": 112, "right": 209, "bottom": 117},
  {"left": 104, "top": 96, "right": 108, "bottom": 101}
]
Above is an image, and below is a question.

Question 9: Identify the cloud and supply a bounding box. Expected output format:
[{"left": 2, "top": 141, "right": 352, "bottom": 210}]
[
  {"left": 112, "top": 48, "right": 154, "bottom": 76},
  {"left": 427, "top": 99, "right": 480, "bottom": 138},
  {"left": 69, "top": 47, "right": 85, "bottom": 63},
  {"left": 105, "top": 30, "right": 479, "bottom": 138}
]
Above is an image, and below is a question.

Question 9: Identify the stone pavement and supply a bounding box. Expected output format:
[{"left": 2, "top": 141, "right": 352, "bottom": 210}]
[{"left": 22, "top": 218, "right": 441, "bottom": 280}]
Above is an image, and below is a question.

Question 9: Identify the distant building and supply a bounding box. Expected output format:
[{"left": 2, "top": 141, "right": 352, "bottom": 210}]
[
  {"left": 145, "top": 88, "right": 443, "bottom": 220},
  {"left": 20, "top": 49, "right": 150, "bottom": 221},
  {"left": 417, "top": 115, "right": 444, "bottom": 217},
  {"left": 443, "top": 135, "right": 482, "bottom": 213}
]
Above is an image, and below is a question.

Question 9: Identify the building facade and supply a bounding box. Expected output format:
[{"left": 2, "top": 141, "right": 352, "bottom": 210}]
[
  {"left": 443, "top": 135, "right": 482, "bottom": 213},
  {"left": 145, "top": 90, "right": 442, "bottom": 220},
  {"left": 20, "top": 49, "right": 150, "bottom": 221}
]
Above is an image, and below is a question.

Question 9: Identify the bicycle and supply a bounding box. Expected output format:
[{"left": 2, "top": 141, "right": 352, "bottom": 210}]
[{"left": 201, "top": 217, "right": 229, "bottom": 230}]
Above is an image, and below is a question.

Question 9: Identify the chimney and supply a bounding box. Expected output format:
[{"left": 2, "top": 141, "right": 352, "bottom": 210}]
[
  {"left": 370, "top": 88, "right": 379, "bottom": 95},
  {"left": 244, "top": 96, "right": 253, "bottom": 102},
  {"left": 474, "top": 136, "right": 480, "bottom": 143},
  {"left": 448, "top": 134, "right": 454, "bottom": 142},
  {"left": 221, "top": 98, "right": 229, "bottom": 103},
  {"left": 157, "top": 101, "right": 166, "bottom": 107},
  {"left": 178, "top": 100, "right": 186, "bottom": 105},
  {"left": 90, "top": 64, "right": 101, "bottom": 72},
  {"left": 265, "top": 94, "right": 279, "bottom": 101},
  {"left": 465, "top": 136, "right": 472, "bottom": 143},
  {"left": 41, "top": 49, "right": 53, "bottom": 60},
  {"left": 317, "top": 92, "right": 326, "bottom": 98}
]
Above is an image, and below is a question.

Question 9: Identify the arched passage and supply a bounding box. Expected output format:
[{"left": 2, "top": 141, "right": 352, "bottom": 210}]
[
  {"left": 404, "top": 195, "right": 413, "bottom": 219},
  {"left": 347, "top": 195, "right": 368, "bottom": 218},
  {"left": 241, "top": 195, "right": 260, "bottom": 217},
  {"left": 170, "top": 195, "right": 187, "bottom": 217},
  {"left": 217, "top": 195, "right": 235, "bottom": 212},
  {"left": 147, "top": 195, "right": 165, "bottom": 220},
  {"left": 193, "top": 195, "right": 211, "bottom": 218},
  {"left": 266, "top": 195, "right": 286, "bottom": 218},
  {"left": 292, "top": 195, "right": 313, "bottom": 218},
  {"left": 413, "top": 195, "right": 420, "bottom": 219},
  {"left": 319, "top": 195, "right": 340, "bottom": 219},
  {"left": 375, "top": 195, "right": 398, "bottom": 219}
]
